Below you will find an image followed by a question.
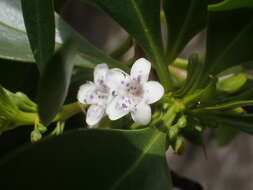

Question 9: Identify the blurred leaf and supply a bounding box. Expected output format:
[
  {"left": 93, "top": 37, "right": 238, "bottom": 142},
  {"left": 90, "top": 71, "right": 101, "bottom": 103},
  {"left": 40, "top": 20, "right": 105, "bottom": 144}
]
[
  {"left": 196, "top": 100, "right": 253, "bottom": 111},
  {"left": 0, "top": 127, "right": 172, "bottom": 190},
  {"left": 54, "top": 0, "right": 69, "bottom": 12},
  {"left": 164, "top": 0, "right": 207, "bottom": 62},
  {"left": 204, "top": 9, "right": 253, "bottom": 78},
  {"left": 83, "top": 0, "right": 171, "bottom": 90},
  {"left": 176, "top": 54, "right": 204, "bottom": 97},
  {"left": 196, "top": 111, "right": 253, "bottom": 135},
  {"left": 208, "top": 0, "right": 253, "bottom": 11},
  {"left": 38, "top": 40, "right": 77, "bottom": 126},
  {"left": 0, "top": 60, "right": 37, "bottom": 95},
  {"left": 21, "top": 0, "right": 55, "bottom": 73},
  {"left": 0, "top": 0, "right": 119, "bottom": 69},
  {"left": 214, "top": 125, "right": 239, "bottom": 146}
]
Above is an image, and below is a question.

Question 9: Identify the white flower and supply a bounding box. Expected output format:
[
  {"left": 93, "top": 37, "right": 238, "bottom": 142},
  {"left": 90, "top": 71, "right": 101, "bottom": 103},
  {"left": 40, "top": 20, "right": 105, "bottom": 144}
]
[
  {"left": 77, "top": 64, "right": 110, "bottom": 126},
  {"left": 105, "top": 58, "right": 164, "bottom": 125}
]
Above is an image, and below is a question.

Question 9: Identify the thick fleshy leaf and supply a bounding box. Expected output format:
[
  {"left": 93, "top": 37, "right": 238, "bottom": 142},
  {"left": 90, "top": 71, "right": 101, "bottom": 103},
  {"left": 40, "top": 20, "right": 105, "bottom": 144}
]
[
  {"left": 164, "top": 0, "right": 207, "bottom": 62},
  {"left": 196, "top": 111, "right": 253, "bottom": 134},
  {"left": 204, "top": 9, "right": 253, "bottom": 79},
  {"left": 195, "top": 100, "right": 253, "bottom": 111},
  {"left": 208, "top": 0, "right": 253, "bottom": 11},
  {"left": 214, "top": 125, "right": 239, "bottom": 146},
  {"left": 0, "top": 0, "right": 120, "bottom": 69},
  {"left": 82, "top": 0, "right": 171, "bottom": 91},
  {"left": 0, "top": 127, "right": 172, "bottom": 190},
  {"left": 176, "top": 54, "right": 204, "bottom": 97},
  {"left": 38, "top": 40, "right": 77, "bottom": 126},
  {"left": 21, "top": 0, "right": 55, "bottom": 73}
]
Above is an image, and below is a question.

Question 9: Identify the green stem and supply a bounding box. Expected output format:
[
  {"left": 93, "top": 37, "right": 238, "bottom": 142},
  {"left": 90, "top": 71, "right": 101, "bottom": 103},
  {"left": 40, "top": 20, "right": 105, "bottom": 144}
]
[{"left": 15, "top": 102, "right": 82, "bottom": 126}]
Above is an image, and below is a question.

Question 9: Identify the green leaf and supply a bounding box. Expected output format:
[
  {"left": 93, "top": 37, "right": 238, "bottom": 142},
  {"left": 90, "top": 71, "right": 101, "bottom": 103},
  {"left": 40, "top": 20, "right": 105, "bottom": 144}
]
[
  {"left": 164, "top": 0, "right": 207, "bottom": 62},
  {"left": 82, "top": 0, "right": 171, "bottom": 91},
  {"left": 0, "top": 0, "right": 120, "bottom": 69},
  {"left": 194, "top": 100, "right": 253, "bottom": 111},
  {"left": 196, "top": 111, "right": 253, "bottom": 135},
  {"left": 0, "top": 127, "right": 172, "bottom": 190},
  {"left": 21, "top": 0, "right": 55, "bottom": 73},
  {"left": 204, "top": 9, "right": 253, "bottom": 78},
  {"left": 38, "top": 40, "right": 77, "bottom": 126},
  {"left": 214, "top": 125, "right": 239, "bottom": 146},
  {"left": 208, "top": 0, "right": 253, "bottom": 11},
  {"left": 176, "top": 54, "right": 205, "bottom": 97}
]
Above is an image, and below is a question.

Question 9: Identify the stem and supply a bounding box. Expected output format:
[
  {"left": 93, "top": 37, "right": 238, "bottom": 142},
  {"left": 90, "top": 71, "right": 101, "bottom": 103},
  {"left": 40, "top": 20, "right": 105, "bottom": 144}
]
[{"left": 15, "top": 102, "right": 82, "bottom": 126}]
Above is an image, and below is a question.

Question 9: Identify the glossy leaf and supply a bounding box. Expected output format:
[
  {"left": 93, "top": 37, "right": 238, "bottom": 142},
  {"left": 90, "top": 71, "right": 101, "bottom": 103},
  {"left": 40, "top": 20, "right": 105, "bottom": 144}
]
[
  {"left": 214, "top": 125, "right": 239, "bottom": 146},
  {"left": 176, "top": 54, "right": 204, "bottom": 97},
  {"left": 204, "top": 9, "right": 253, "bottom": 79},
  {"left": 164, "top": 0, "right": 207, "bottom": 62},
  {"left": 82, "top": 0, "right": 171, "bottom": 90},
  {"left": 38, "top": 40, "right": 77, "bottom": 126},
  {"left": 196, "top": 111, "right": 253, "bottom": 135},
  {"left": 21, "top": 0, "right": 55, "bottom": 73},
  {"left": 0, "top": 127, "right": 172, "bottom": 190},
  {"left": 0, "top": 0, "right": 119, "bottom": 69},
  {"left": 209, "top": 0, "right": 253, "bottom": 11},
  {"left": 196, "top": 100, "right": 253, "bottom": 111}
]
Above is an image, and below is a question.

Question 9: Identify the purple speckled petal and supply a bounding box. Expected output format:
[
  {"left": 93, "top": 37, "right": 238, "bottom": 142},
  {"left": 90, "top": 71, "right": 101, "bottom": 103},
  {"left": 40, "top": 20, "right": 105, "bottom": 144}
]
[
  {"left": 86, "top": 104, "right": 105, "bottom": 126},
  {"left": 77, "top": 82, "right": 96, "bottom": 104},
  {"left": 131, "top": 102, "right": 151, "bottom": 125},
  {"left": 106, "top": 96, "right": 130, "bottom": 120},
  {"left": 130, "top": 58, "right": 151, "bottom": 84},
  {"left": 143, "top": 81, "right": 164, "bottom": 104},
  {"left": 105, "top": 68, "right": 130, "bottom": 90},
  {"left": 94, "top": 64, "right": 109, "bottom": 85}
]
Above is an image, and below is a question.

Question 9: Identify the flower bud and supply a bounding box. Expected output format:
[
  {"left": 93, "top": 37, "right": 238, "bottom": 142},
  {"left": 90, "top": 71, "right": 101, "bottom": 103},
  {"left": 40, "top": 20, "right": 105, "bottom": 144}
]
[
  {"left": 31, "top": 130, "right": 42, "bottom": 143},
  {"left": 217, "top": 73, "right": 247, "bottom": 93}
]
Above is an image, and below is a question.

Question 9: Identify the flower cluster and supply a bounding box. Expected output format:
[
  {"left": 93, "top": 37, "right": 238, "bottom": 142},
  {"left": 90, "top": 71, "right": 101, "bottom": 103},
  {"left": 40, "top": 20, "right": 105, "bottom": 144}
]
[{"left": 77, "top": 58, "right": 164, "bottom": 127}]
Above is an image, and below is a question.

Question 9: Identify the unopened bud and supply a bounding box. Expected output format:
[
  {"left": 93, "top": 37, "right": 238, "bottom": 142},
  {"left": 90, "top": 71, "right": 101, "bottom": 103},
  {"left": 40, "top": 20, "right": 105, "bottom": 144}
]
[
  {"left": 31, "top": 130, "right": 42, "bottom": 143},
  {"left": 217, "top": 73, "right": 247, "bottom": 93}
]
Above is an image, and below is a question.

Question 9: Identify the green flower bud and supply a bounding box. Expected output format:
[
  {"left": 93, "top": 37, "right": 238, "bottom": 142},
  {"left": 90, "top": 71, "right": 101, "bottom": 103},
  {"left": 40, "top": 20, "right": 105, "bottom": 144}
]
[
  {"left": 5, "top": 90, "right": 37, "bottom": 113},
  {"left": 217, "top": 73, "right": 247, "bottom": 93},
  {"left": 172, "top": 136, "right": 184, "bottom": 154},
  {"left": 31, "top": 130, "right": 42, "bottom": 143},
  {"left": 168, "top": 126, "right": 179, "bottom": 139}
]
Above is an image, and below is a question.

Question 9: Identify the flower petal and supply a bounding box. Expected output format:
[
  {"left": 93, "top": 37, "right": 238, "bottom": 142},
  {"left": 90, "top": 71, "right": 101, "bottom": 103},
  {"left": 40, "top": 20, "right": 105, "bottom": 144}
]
[
  {"left": 131, "top": 102, "right": 151, "bottom": 125},
  {"left": 94, "top": 64, "right": 109, "bottom": 85},
  {"left": 143, "top": 81, "right": 164, "bottom": 104},
  {"left": 106, "top": 96, "right": 129, "bottom": 120},
  {"left": 130, "top": 58, "right": 151, "bottom": 83},
  {"left": 77, "top": 82, "right": 108, "bottom": 105},
  {"left": 77, "top": 82, "right": 96, "bottom": 104},
  {"left": 106, "top": 68, "right": 130, "bottom": 91},
  {"left": 86, "top": 104, "right": 105, "bottom": 126}
]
